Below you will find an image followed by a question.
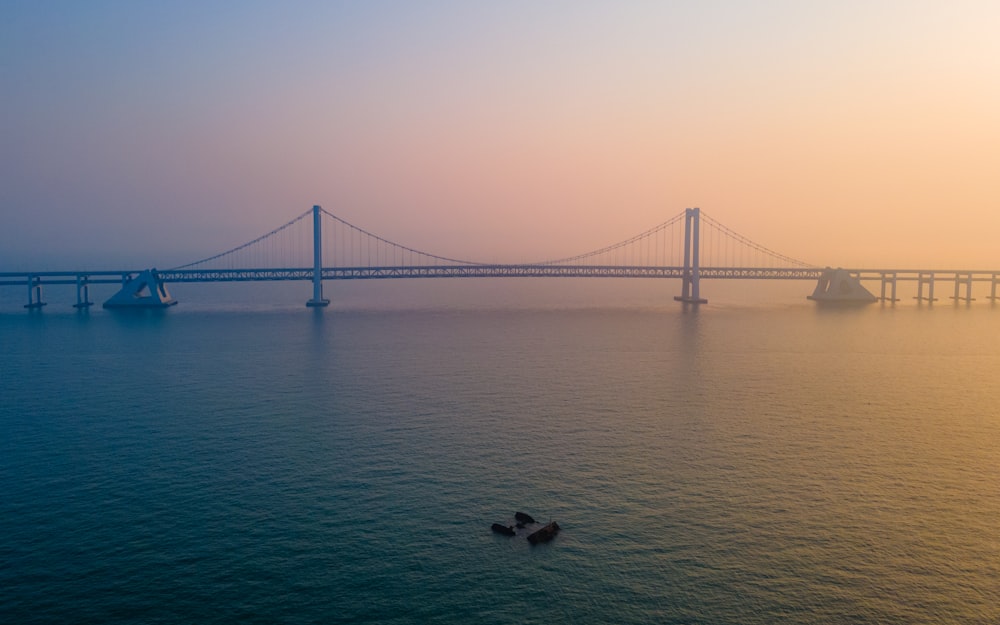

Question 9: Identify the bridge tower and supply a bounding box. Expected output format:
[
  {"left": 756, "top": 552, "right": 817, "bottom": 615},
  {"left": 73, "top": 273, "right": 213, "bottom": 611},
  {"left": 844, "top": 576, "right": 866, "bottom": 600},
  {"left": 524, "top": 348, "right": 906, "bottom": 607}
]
[
  {"left": 306, "top": 204, "right": 330, "bottom": 307},
  {"left": 673, "top": 207, "right": 708, "bottom": 304}
]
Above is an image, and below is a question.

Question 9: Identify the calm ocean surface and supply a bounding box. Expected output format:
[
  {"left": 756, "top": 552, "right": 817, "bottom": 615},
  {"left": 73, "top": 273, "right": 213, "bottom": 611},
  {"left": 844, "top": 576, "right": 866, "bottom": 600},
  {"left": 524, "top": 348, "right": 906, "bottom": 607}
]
[{"left": 2, "top": 280, "right": 998, "bottom": 624}]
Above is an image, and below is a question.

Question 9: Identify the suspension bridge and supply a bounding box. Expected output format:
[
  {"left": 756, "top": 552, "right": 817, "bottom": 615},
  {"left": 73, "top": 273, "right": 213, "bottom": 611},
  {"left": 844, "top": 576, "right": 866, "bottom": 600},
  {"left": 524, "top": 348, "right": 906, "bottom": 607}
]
[{"left": 3, "top": 206, "right": 999, "bottom": 309}]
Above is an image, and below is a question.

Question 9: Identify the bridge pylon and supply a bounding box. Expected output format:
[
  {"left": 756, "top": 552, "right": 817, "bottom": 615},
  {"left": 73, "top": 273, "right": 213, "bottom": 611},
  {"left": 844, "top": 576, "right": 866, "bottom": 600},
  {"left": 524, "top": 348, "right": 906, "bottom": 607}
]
[
  {"left": 306, "top": 204, "right": 330, "bottom": 308},
  {"left": 673, "top": 207, "right": 708, "bottom": 304}
]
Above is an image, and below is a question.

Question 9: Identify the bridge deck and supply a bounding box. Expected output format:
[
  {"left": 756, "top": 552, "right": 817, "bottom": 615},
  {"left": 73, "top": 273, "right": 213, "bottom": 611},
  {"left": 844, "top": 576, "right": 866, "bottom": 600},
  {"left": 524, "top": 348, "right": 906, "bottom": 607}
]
[{"left": 6, "top": 266, "right": 1000, "bottom": 286}]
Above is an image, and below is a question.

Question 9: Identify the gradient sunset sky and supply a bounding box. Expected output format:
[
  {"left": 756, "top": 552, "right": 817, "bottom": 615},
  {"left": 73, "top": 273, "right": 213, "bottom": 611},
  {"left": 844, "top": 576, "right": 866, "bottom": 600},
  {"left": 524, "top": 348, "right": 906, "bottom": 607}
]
[{"left": 2, "top": 1, "right": 998, "bottom": 269}]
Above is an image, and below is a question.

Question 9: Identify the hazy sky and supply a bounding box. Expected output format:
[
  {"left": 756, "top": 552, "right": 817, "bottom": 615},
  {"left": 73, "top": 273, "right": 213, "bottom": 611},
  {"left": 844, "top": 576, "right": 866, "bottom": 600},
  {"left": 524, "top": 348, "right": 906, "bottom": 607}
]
[{"left": 2, "top": 1, "right": 999, "bottom": 269}]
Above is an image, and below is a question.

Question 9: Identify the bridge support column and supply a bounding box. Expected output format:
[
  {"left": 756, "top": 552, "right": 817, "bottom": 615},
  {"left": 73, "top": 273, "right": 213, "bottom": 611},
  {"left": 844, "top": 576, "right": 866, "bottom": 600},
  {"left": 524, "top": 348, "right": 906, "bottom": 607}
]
[
  {"left": 673, "top": 207, "right": 707, "bottom": 304},
  {"left": 950, "top": 272, "right": 975, "bottom": 304},
  {"left": 24, "top": 275, "right": 46, "bottom": 309},
  {"left": 989, "top": 273, "right": 1000, "bottom": 304},
  {"left": 879, "top": 272, "right": 898, "bottom": 305},
  {"left": 74, "top": 275, "right": 94, "bottom": 309},
  {"left": 914, "top": 272, "right": 937, "bottom": 304},
  {"left": 306, "top": 204, "right": 330, "bottom": 308}
]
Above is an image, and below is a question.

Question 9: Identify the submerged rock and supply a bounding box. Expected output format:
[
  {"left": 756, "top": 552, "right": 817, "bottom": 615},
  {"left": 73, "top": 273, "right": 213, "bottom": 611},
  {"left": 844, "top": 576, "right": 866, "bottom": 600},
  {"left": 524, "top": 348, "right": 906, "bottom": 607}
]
[
  {"left": 491, "top": 523, "right": 516, "bottom": 536},
  {"left": 514, "top": 511, "right": 536, "bottom": 524},
  {"left": 527, "top": 521, "right": 560, "bottom": 545}
]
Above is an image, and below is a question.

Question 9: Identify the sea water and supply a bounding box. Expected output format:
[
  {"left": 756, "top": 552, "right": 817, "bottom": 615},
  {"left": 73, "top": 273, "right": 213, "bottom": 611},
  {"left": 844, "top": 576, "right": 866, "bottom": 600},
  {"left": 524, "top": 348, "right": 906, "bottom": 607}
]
[{"left": 1, "top": 280, "right": 998, "bottom": 624}]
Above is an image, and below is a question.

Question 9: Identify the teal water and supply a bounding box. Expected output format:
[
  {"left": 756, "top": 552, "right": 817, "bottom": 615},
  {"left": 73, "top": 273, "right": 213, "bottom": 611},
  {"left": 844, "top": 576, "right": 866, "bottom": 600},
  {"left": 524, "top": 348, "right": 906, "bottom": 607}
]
[{"left": 2, "top": 283, "right": 999, "bottom": 623}]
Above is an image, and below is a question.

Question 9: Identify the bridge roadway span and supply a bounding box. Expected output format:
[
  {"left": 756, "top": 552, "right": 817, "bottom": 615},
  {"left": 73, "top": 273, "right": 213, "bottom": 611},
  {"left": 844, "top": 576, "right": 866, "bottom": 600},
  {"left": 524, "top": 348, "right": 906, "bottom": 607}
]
[
  {"left": 168, "top": 266, "right": 830, "bottom": 281},
  {"left": 8, "top": 265, "right": 1000, "bottom": 285},
  {"left": 2, "top": 265, "right": 826, "bottom": 285},
  {"left": 5, "top": 266, "right": 1000, "bottom": 307}
]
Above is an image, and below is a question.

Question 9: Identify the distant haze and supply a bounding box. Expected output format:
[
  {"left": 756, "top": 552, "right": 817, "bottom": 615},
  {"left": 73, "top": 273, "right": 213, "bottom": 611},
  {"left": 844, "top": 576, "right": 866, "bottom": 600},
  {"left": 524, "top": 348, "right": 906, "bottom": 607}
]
[{"left": 2, "top": 1, "right": 999, "bottom": 270}]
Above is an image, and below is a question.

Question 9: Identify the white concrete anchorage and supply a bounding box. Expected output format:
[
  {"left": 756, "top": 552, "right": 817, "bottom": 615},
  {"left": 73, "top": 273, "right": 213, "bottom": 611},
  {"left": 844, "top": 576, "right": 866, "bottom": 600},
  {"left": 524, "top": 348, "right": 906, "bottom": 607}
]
[
  {"left": 103, "top": 269, "right": 178, "bottom": 308},
  {"left": 807, "top": 268, "right": 877, "bottom": 304}
]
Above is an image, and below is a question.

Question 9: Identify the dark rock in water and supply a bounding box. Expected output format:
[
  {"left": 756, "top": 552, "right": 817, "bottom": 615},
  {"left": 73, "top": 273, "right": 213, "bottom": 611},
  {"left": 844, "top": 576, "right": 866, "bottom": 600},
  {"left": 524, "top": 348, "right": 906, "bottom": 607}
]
[
  {"left": 491, "top": 523, "right": 516, "bottom": 536},
  {"left": 514, "top": 511, "right": 536, "bottom": 524},
  {"left": 515, "top": 522, "right": 525, "bottom": 529},
  {"left": 527, "top": 521, "right": 560, "bottom": 545}
]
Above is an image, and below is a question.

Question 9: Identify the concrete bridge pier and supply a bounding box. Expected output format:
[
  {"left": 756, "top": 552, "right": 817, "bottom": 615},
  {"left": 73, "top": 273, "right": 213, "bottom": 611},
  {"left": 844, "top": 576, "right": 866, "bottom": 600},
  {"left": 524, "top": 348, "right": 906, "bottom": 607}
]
[
  {"left": 950, "top": 272, "right": 975, "bottom": 304},
  {"left": 989, "top": 273, "right": 1000, "bottom": 304},
  {"left": 24, "top": 275, "right": 46, "bottom": 309},
  {"left": 879, "top": 272, "right": 899, "bottom": 304},
  {"left": 73, "top": 275, "right": 94, "bottom": 309},
  {"left": 880, "top": 272, "right": 899, "bottom": 304},
  {"left": 914, "top": 272, "right": 938, "bottom": 304}
]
